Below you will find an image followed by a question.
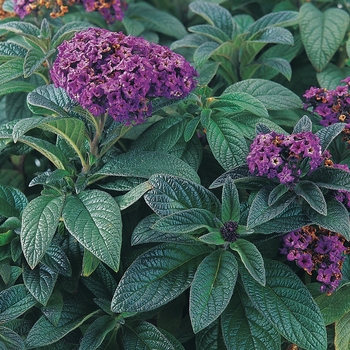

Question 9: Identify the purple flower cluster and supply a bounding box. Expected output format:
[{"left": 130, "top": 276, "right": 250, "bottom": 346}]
[
  {"left": 280, "top": 226, "right": 349, "bottom": 294},
  {"left": 246, "top": 131, "right": 323, "bottom": 187},
  {"left": 81, "top": 0, "right": 127, "bottom": 24},
  {"left": 220, "top": 221, "right": 239, "bottom": 242},
  {"left": 50, "top": 28, "right": 197, "bottom": 125},
  {"left": 13, "top": 0, "right": 37, "bottom": 19},
  {"left": 303, "top": 78, "right": 350, "bottom": 135}
]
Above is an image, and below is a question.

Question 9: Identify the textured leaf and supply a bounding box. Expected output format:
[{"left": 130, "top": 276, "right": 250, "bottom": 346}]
[
  {"left": 195, "top": 319, "right": 225, "bottom": 350},
  {"left": 241, "top": 259, "right": 327, "bottom": 350},
  {"left": 0, "top": 58, "right": 24, "bottom": 84},
  {"left": 206, "top": 116, "right": 249, "bottom": 171},
  {"left": 0, "top": 81, "right": 36, "bottom": 97},
  {"left": 189, "top": 1, "right": 233, "bottom": 38},
  {"left": 152, "top": 208, "right": 221, "bottom": 234},
  {"left": 62, "top": 190, "right": 122, "bottom": 272},
  {"left": 0, "top": 326, "right": 25, "bottom": 350},
  {"left": 0, "top": 42, "right": 27, "bottom": 60},
  {"left": 25, "top": 299, "right": 98, "bottom": 347},
  {"left": 292, "top": 114, "right": 313, "bottom": 133},
  {"left": 124, "top": 321, "right": 176, "bottom": 350},
  {"left": 231, "top": 239, "right": 265, "bottom": 286},
  {"left": 247, "top": 187, "right": 296, "bottom": 229},
  {"left": 221, "top": 178, "right": 240, "bottom": 222},
  {"left": 115, "top": 181, "right": 153, "bottom": 210},
  {"left": 93, "top": 151, "right": 200, "bottom": 184},
  {"left": 41, "top": 244, "right": 72, "bottom": 277},
  {"left": 78, "top": 315, "right": 117, "bottom": 350},
  {"left": 299, "top": 3, "right": 350, "bottom": 71},
  {"left": 221, "top": 287, "right": 281, "bottom": 350},
  {"left": 251, "top": 27, "right": 294, "bottom": 45},
  {"left": 223, "top": 79, "right": 302, "bottom": 110},
  {"left": 40, "top": 291, "right": 63, "bottom": 326},
  {"left": 111, "top": 243, "right": 210, "bottom": 313},
  {"left": 24, "top": 48, "right": 54, "bottom": 78},
  {"left": 145, "top": 174, "right": 221, "bottom": 217},
  {"left": 190, "top": 250, "right": 238, "bottom": 333},
  {"left": 21, "top": 195, "right": 65, "bottom": 269},
  {"left": 294, "top": 181, "right": 327, "bottom": 215},
  {"left": 22, "top": 264, "right": 58, "bottom": 306},
  {"left": 0, "top": 21, "right": 40, "bottom": 38},
  {"left": 305, "top": 198, "right": 350, "bottom": 240},
  {"left": 268, "top": 183, "right": 289, "bottom": 206},
  {"left": 308, "top": 167, "right": 350, "bottom": 191},
  {"left": 316, "top": 63, "right": 350, "bottom": 90},
  {"left": 194, "top": 42, "right": 221, "bottom": 66},
  {"left": 316, "top": 122, "right": 346, "bottom": 152},
  {"left": 335, "top": 311, "right": 350, "bottom": 350},
  {"left": 0, "top": 185, "right": 27, "bottom": 218},
  {"left": 188, "top": 24, "right": 229, "bottom": 43},
  {"left": 27, "top": 84, "right": 75, "bottom": 117},
  {"left": 170, "top": 34, "right": 207, "bottom": 50},
  {"left": 0, "top": 284, "right": 37, "bottom": 323}
]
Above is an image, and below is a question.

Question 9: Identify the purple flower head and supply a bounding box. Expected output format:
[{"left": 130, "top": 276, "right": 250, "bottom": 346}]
[
  {"left": 50, "top": 28, "right": 198, "bottom": 125},
  {"left": 220, "top": 221, "right": 239, "bottom": 242},
  {"left": 247, "top": 131, "right": 322, "bottom": 187},
  {"left": 81, "top": 0, "right": 127, "bottom": 24}
]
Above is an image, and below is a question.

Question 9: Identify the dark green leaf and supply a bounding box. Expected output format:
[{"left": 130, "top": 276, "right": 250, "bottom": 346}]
[
  {"left": 292, "top": 115, "right": 312, "bottom": 133},
  {"left": 196, "top": 319, "right": 225, "bottom": 350},
  {"left": 41, "top": 244, "right": 72, "bottom": 277},
  {"left": 190, "top": 250, "right": 238, "bottom": 333},
  {"left": 51, "top": 22, "right": 94, "bottom": 48},
  {"left": 62, "top": 190, "right": 122, "bottom": 272},
  {"left": 81, "top": 248, "right": 100, "bottom": 277},
  {"left": 0, "top": 21, "right": 40, "bottom": 38},
  {"left": 0, "top": 42, "right": 27, "bottom": 60},
  {"left": 188, "top": 24, "right": 230, "bottom": 43},
  {"left": 0, "top": 185, "right": 27, "bottom": 218},
  {"left": 316, "top": 63, "right": 350, "bottom": 90},
  {"left": 21, "top": 195, "right": 65, "bottom": 269},
  {"left": 241, "top": 259, "right": 327, "bottom": 350},
  {"left": 221, "top": 178, "right": 240, "bottom": 222},
  {"left": 194, "top": 42, "right": 221, "bottom": 67},
  {"left": 0, "top": 58, "right": 24, "bottom": 84},
  {"left": 308, "top": 167, "right": 350, "bottom": 191},
  {"left": 316, "top": 122, "right": 346, "bottom": 152},
  {"left": 299, "top": 3, "right": 350, "bottom": 71},
  {"left": 335, "top": 311, "right": 350, "bottom": 350},
  {"left": 41, "top": 291, "right": 63, "bottom": 326},
  {"left": 251, "top": 27, "right": 293, "bottom": 45},
  {"left": 0, "top": 81, "right": 36, "bottom": 97},
  {"left": 231, "top": 239, "right": 265, "bottom": 286},
  {"left": 115, "top": 181, "right": 153, "bottom": 210},
  {"left": 294, "top": 180, "right": 327, "bottom": 215},
  {"left": 170, "top": 34, "right": 207, "bottom": 50},
  {"left": 145, "top": 174, "right": 221, "bottom": 217},
  {"left": 268, "top": 183, "right": 289, "bottom": 206},
  {"left": 0, "top": 326, "right": 25, "bottom": 350},
  {"left": 111, "top": 243, "right": 210, "bottom": 313},
  {"left": 24, "top": 48, "right": 54, "bottom": 78}
]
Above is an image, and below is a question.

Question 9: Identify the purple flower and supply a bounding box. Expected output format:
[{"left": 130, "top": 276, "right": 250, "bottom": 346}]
[
  {"left": 50, "top": 28, "right": 197, "bottom": 125},
  {"left": 297, "top": 253, "right": 313, "bottom": 273},
  {"left": 220, "top": 221, "right": 239, "bottom": 242}
]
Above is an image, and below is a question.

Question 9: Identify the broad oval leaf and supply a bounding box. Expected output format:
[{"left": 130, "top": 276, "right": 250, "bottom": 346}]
[
  {"left": 194, "top": 42, "right": 221, "bottom": 67},
  {"left": 145, "top": 174, "right": 221, "bottom": 217},
  {"left": 221, "top": 178, "right": 240, "bottom": 222},
  {"left": 292, "top": 114, "right": 313, "bottom": 133},
  {"left": 240, "top": 259, "right": 327, "bottom": 350},
  {"left": 190, "top": 250, "right": 238, "bottom": 333},
  {"left": 111, "top": 243, "right": 211, "bottom": 313},
  {"left": 0, "top": 42, "right": 27, "bottom": 60},
  {"left": 21, "top": 195, "right": 65, "bottom": 269},
  {"left": 335, "top": 311, "right": 350, "bottom": 350},
  {"left": 0, "top": 58, "right": 24, "bottom": 85},
  {"left": 307, "top": 167, "right": 350, "bottom": 192},
  {"left": 62, "top": 190, "right": 122, "bottom": 272},
  {"left": 316, "top": 122, "right": 346, "bottom": 152},
  {"left": 0, "top": 185, "right": 27, "bottom": 218},
  {"left": 0, "top": 326, "right": 25, "bottom": 350},
  {"left": 299, "top": 3, "right": 350, "bottom": 71}
]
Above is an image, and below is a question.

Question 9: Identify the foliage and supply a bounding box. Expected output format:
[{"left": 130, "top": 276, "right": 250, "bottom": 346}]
[{"left": 1, "top": 0, "right": 350, "bottom": 349}]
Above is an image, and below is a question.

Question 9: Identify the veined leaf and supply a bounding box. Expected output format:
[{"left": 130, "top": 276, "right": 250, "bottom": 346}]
[
  {"left": 299, "top": 3, "right": 350, "bottom": 71},
  {"left": 0, "top": 284, "right": 37, "bottom": 323},
  {"left": 223, "top": 79, "right": 302, "bottom": 110},
  {"left": 0, "top": 58, "right": 24, "bottom": 85},
  {"left": 196, "top": 319, "right": 226, "bottom": 350},
  {"left": 0, "top": 81, "right": 36, "bottom": 97},
  {"left": 189, "top": 24, "right": 230, "bottom": 43},
  {"left": 194, "top": 41, "right": 221, "bottom": 67},
  {"left": 221, "top": 178, "right": 240, "bottom": 222},
  {"left": 335, "top": 311, "right": 350, "bottom": 350},
  {"left": 115, "top": 181, "right": 153, "bottom": 210},
  {"left": 0, "top": 21, "right": 41, "bottom": 39},
  {"left": 41, "top": 244, "right": 72, "bottom": 277},
  {"left": 145, "top": 174, "right": 221, "bottom": 217},
  {"left": 0, "top": 185, "right": 27, "bottom": 218},
  {"left": 21, "top": 195, "right": 65, "bottom": 269},
  {"left": 170, "top": 34, "right": 208, "bottom": 50},
  {"left": 24, "top": 48, "right": 55, "bottom": 78},
  {"left": 0, "top": 42, "right": 27, "bottom": 61},
  {"left": 230, "top": 239, "right": 265, "bottom": 286},
  {"left": 308, "top": 167, "right": 350, "bottom": 191},
  {"left": 190, "top": 250, "right": 238, "bottom": 333},
  {"left": 189, "top": 1, "right": 233, "bottom": 38},
  {"left": 293, "top": 115, "right": 312, "bottom": 133},
  {"left": 316, "top": 122, "right": 346, "bottom": 152},
  {"left": 62, "top": 190, "right": 122, "bottom": 272},
  {"left": 251, "top": 27, "right": 294, "bottom": 45},
  {"left": 0, "top": 326, "right": 25, "bottom": 350},
  {"left": 316, "top": 63, "right": 350, "bottom": 90},
  {"left": 111, "top": 243, "right": 211, "bottom": 313},
  {"left": 241, "top": 259, "right": 327, "bottom": 350},
  {"left": 206, "top": 116, "right": 249, "bottom": 171},
  {"left": 221, "top": 287, "right": 281, "bottom": 350}
]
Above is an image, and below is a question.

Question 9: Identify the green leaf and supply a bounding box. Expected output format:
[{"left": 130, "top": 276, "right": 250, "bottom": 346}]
[
  {"left": 115, "top": 181, "right": 153, "bottom": 210},
  {"left": 247, "top": 187, "right": 296, "bottom": 229},
  {"left": 306, "top": 198, "right": 350, "bottom": 240},
  {"left": 24, "top": 48, "right": 54, "bottom": 78},
  {"left": 315, "top": 285, "right": 350, "bottom": 325},
  {"left": 268, "top": 183, "right": 289, "bottom": 206},
  {"left": 211, "top": 93, "right": 269, "bottom": 117},
  {"left": 221, "top": 178, "right": 240, "bottom": 222},
  {"left": 22, "top": 264, "right": 58, "bottom": 306},
  {"left": 145, "top": 174, "right": 221, "bottom": 217},
  {"left": 0, "top": 326, "right": 25, "bottom": 350},
  {"left": 82, "top": 248, "right": 100, "bottom": 277},
  {"left": 189, "top": 1, "right": 233, "bottom": 38},
  {"left": 170, "top": 34, "right": 207, "bottom": 51},
  {"left": 197, "top": 61, "right": 220, "bottom": 85},
  {"left": 152, "top": 208, "right": 221, "bottom": 234},
  {"left": 198, "top": 231, "right": 226, "bottom": 245},
  {"left": 27, "top": 84, "right": 75, "bottom": 117},
  {"left": 316, "top": 122, "right": 346, "bottom": 152},
  {"left": 335, "top": 311, "right": 350, "bottom": 350},
  {"left": 62, "top": 190, "right": 122, "bottom": 272},
  {"left": 294, "top": 180, "right": 327, "bottom": 215},
  {"left": 0, "top": 21, "right": 40, "bottom": 38},
  {"left": 41, "top": 244, "right": 72, "bottom": 277},
  {"left": 189, "top": 24, "right": 229, "bottom": 43},
  {"left": 292, "top": 115, "right": 312, "bottom": 133},
  {"left": 0, "top": 185, "right": 27, "bottom": 218},
  {"left": 316, "top": 63, "right": 350, "bottom": 90},
  {"left": 124, "top": 321, "right": 177, "bottom": 350},
  {"left": 190, "top": 250, "right": 238, "bottom": 333},
  {"left": 194, "top": 42, "right": 221, "bottom": 67},
  {"left": 223, "top": 79, "right": 302, "bottom": 110},
  {"left": 241, "top": 259, "right": 327, "bottom": 350},
  {"left": 92, "top": 151, "right": 200, "bottom": 185},
  {"left": 78, "top": 315, "right": 117, "bottom": 350},
  {"left": 111, "top": 243, "right": 210, "bottom": 313},
  {"left": 184, "top": 117, "right": 200, "bottom": 143},
  {"left": 251, "top": 27, "right": 294, "bottom": 45},
  {"left": 25, "top": 299, "right": 98, "bottom": 348},
  {"left": 0, "top": 81, "right": 36, "bottom": 97},
  {"left": 308, "top": 167, "right": 350, "bottom": 191},
  {"left": 206, "top": 116, "right": 249, "bottom": 171},
  {"left": 221, "top": 287, "right": 281, "bottom": 350},
  {"left": 231, "top": 239, "right": 265, "bottom": 286},
  {"left": 0, "top": 42, "right": 27, "bottom": 61},
  {"left": 21, "top": 195, "right": 65, "bottom": 269},
  {"left": 40, "top": 291, "right": 63, "bottom": 326},
  {"left": 0, "top": 284, "right": 37, "bottom": 323},
  {"left": 0, "top": 58, "right": 24, "bottom": 84},
  {"left": 299, "top": 3, "right": 350, "bottom": 71}
]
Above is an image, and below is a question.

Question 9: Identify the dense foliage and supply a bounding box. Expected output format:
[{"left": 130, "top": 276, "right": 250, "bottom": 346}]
[{"left": 1, "top": 0, "right": 350, "bottom": 349}]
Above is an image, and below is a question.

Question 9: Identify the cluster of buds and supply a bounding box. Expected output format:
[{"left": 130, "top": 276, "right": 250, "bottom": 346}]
[
  {"left": 303, "top": 78, "right": 350, "bottom": 144},
  {"left": 280, "top": 226, "right": 349, "bottom": 294},
  {"left": 50, "top": 28, "right": 197, "bottom": 125},
  {"left": 220, "top": 221, "right": 239, "bottom": 242},
  {"left": 246, "top": 131, "right": 323, "bottom": 187}
]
